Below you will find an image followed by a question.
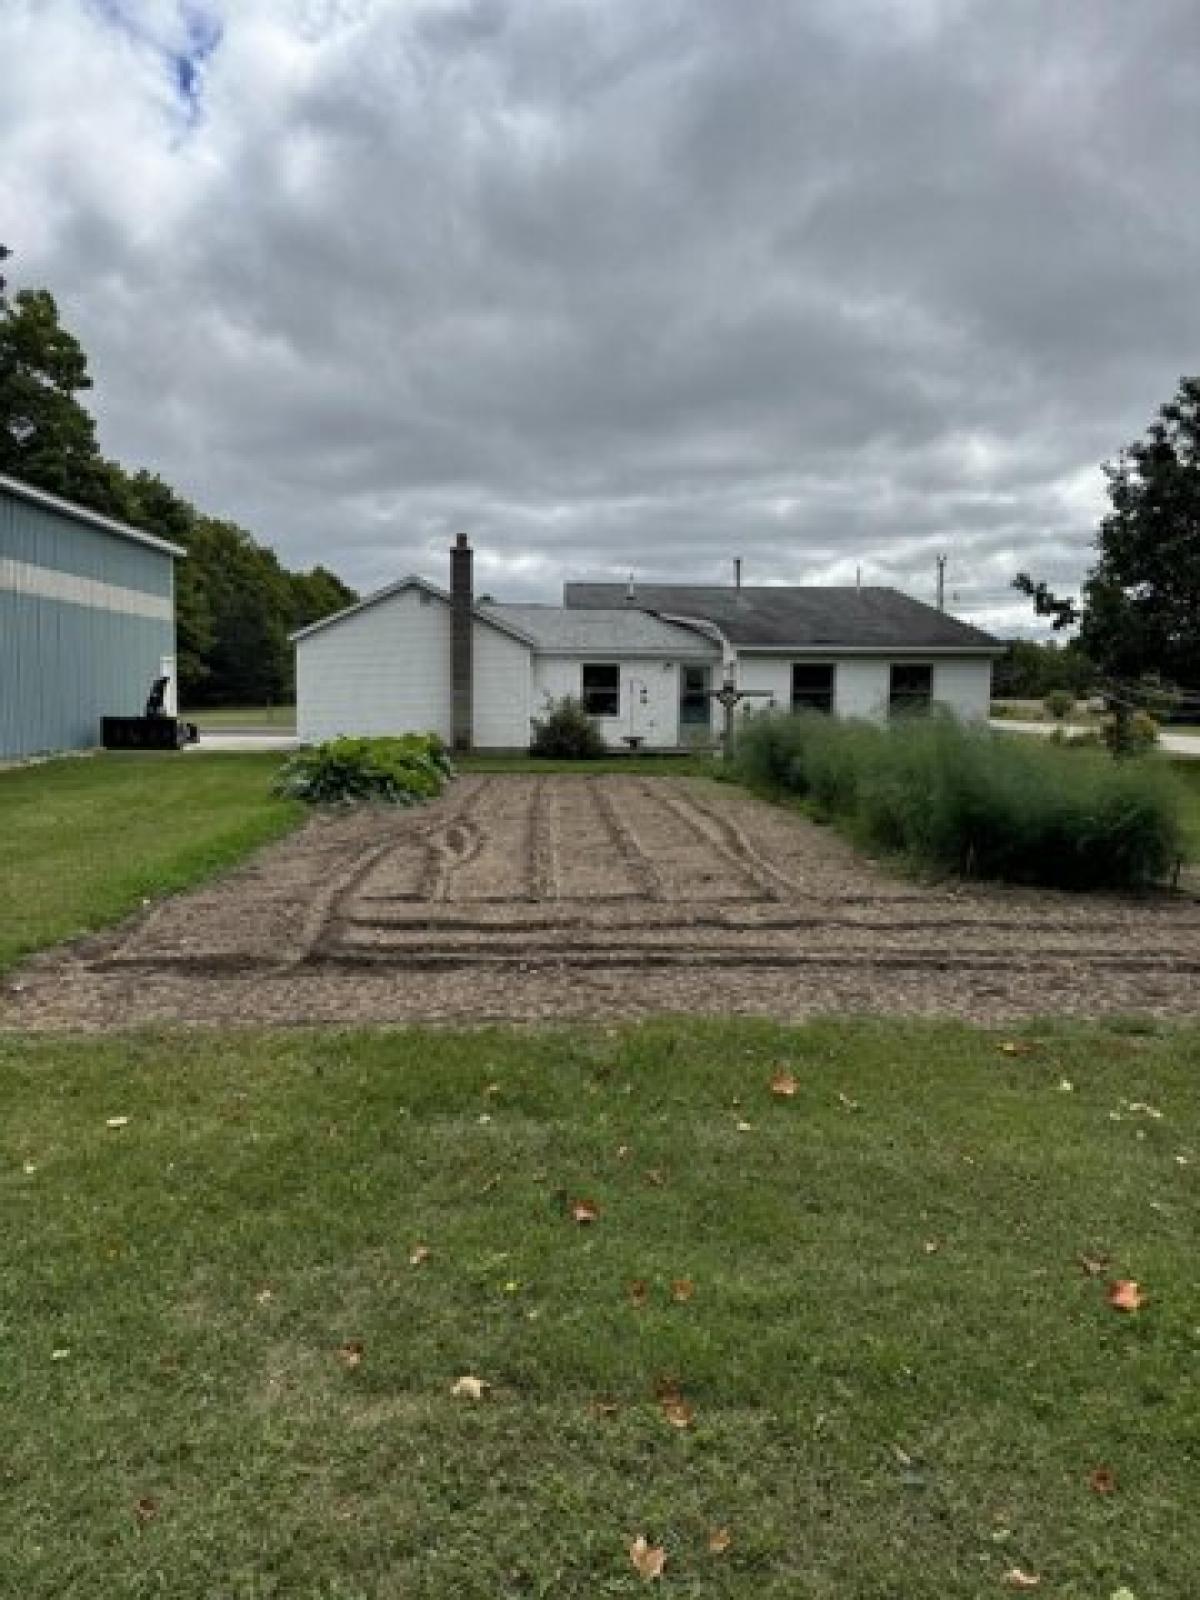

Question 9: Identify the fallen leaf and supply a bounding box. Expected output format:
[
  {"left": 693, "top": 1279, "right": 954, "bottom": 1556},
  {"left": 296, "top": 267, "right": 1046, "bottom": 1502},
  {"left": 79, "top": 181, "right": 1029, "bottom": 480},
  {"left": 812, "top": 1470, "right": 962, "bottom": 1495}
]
[
  {"left": 998, "top": 1041, "right": 1035, "bottom": 1057},
  {"left": 1089, "top": 1466, "right": 1117, "bottom": 1495},
  {"left": 735, "top": 1120, "right": 754, "bottom": 1133},
  {"left": 1174, "top": 1154, "right": 1191, "bottom": 1167},
  {"left": 1058, "top": 1078, "right": 1074, "bottom": 1092},
  {"left": 628, "top": 1279, "right": 649, "bottom": 1308},
  {"left": 483, "top": 1082, "right": 501, "bottom": 1098},
  {"left": 837, "top": 1091, "right": 861, "bottom": 1111},
  {"left": 409, "top": 1243, "right": 432, "bottom": 1267},
  {"left": 337, "top": 1340, "right": 365, "bottom": 1369},
  {"left": 616, "top": 1144, "right": 631, "bottom": 1160},
  {"left": 1127, "top": 1101, "right": 1163, "bottom": 1119},
  {"left": 134, "top": 1496, "right": 158, "bottom": 1525},
  {"left": 660, "top": 1397, "right": 694, "bottom": 1430},
  {"left": 450, "top": 1374, "right": 490, "bottom": 1400},
  {"left": 1107, "top": 1279, "right": 1145, "bottom": 1312},
  {"left": 770, "top": 1069, "right": 798, "bottom": 1098},
  {"left": 1002, "top": 1568, "right": 1041, "bottom": 1589},
  {"left": 255, "top": 1287, "right": 274, "bottom": 1305},
  {"left": 50, "top": 1348, "right": 70, "bottom": 1361},
  {"left": 105, "top": 1116, "right": 130, "bottom": 1130},
  {"left": 708, "top": 1527, "right": 732, "bottom": 1555},
  {"left": 923, "top": 1239, "right": 941, "bottom": 1255},
  {"left": 22, "top": 1160, "right": 36, "bottom": 1175},
  {"left": 589, "top": 1397, "right": 620, "bottom": 1419},
  {"left": 477, "top": 1113, "right": 492, "bottom": 1126},
  {"left": 1078, "top": 1252, "right": 1110, "bottom": 1278},
  {"left": 571, "top": 1198, "right": 600, "bottom": 1225},
  {"left": 670, "top": 1278, "right": 695, "bottom": 1303},
  {"left": 629, "top": 1535, "right": 666, "bottom": 1582},
  {"left": 643, "top": 1168, "right": 666, "bottom": 1187}
]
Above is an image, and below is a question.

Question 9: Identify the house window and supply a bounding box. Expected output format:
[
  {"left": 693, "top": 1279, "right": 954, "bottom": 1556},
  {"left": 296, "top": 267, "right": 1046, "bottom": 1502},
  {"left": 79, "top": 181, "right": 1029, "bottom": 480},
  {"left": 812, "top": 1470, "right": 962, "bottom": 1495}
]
[
  {"left": 582, "top": 663, "right": 620, "bottom": 718},
  {"left": 791, "top": 663, "right": 835, "bottom": 714},
  {"left": 889, "top": 663, "right": 934, "bottom": 715}
]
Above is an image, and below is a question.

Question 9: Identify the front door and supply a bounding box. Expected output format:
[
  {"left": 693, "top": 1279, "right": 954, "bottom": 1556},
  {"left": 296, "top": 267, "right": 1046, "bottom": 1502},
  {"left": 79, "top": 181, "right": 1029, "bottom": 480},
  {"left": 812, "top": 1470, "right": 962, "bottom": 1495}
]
[{"left": 679, "top": 664, "right": 712, "bottom": 741}]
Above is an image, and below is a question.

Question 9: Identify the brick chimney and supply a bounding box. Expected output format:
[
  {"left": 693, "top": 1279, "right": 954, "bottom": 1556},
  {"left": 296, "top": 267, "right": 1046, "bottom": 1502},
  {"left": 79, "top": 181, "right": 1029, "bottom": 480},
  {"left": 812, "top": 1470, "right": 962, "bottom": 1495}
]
[{"left": 450, "top": 532, "right": 473, "bottom": 751}]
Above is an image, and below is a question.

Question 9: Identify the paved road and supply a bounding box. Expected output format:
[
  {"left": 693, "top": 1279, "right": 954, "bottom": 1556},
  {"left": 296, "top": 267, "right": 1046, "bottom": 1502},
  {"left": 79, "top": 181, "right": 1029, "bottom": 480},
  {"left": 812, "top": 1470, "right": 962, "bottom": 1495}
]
[{"left": 990, "top": 719, "right": 1200, "bottom": 758}]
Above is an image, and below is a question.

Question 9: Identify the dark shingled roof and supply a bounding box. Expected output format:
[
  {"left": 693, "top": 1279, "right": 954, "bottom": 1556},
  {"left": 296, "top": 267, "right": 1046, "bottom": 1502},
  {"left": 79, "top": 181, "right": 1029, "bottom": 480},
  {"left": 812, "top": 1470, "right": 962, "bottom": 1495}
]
[{"left": 562, "top": 583, "right": 1002, "bottom": 651}]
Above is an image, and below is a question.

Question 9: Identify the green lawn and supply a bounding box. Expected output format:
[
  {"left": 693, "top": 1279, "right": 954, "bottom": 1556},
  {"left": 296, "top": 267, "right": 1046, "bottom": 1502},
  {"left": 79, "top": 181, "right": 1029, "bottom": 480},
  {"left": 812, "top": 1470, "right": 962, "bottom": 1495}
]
[
  {"left": 1175, "top": 760, "right": 1200, "bottom": 862},
  {"left": 0, "top": 753, "right": 300, "bottom": 974},
  {"left": 186, "top": 705, "right": 297, "bottom": 730},
  {"left": 2, "top": 1018, "right": 1197, "bottom": 1597}
]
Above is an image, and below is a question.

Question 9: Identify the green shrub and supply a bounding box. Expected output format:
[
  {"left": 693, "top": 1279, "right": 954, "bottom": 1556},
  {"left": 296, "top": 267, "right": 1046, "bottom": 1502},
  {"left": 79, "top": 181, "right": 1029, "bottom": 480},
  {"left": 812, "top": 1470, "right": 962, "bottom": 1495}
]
[
  {"left": 530, "top": 696, "right": 607, "bottom": 760},
  {"left": 735, "top": 710, "right": 1183, "bottom": 890},
  {"left": 1044, "top": 690, "right": 1075, "bottom": 721},
  {"left": 274, "top": 734, "right": 453, "bottom": 805},
  {"left": 1102, "top": 709, "right": 1160, "bottom": 758}
]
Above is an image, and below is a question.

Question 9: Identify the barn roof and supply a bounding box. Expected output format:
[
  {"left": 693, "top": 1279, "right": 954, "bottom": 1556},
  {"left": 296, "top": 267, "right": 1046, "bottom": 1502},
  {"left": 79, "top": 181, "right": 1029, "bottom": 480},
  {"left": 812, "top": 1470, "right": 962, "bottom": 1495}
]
[
  {"left": 0, "top": 474, "right": 186, "bottom": 558},
  {"left": 562, "top": 583, "right": 1002, "bottom": 652}
]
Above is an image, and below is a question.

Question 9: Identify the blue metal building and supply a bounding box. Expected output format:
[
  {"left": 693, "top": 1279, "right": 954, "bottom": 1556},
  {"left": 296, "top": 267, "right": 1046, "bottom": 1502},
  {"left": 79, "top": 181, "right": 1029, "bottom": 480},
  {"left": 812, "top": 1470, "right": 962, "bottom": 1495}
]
[{"left": 0, "top": 474, "right": 184, "bottom": 761}]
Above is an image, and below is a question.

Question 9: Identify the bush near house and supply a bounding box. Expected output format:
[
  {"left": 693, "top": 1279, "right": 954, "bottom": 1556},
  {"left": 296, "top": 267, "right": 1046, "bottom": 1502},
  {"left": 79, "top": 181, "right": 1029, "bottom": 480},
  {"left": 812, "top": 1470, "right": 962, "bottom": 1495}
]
[
  {"left": 530, "top": 695, "right": 608, "bottom": 760},
  {"left": 274, "top": 734, "right": 452, "bottom": 806},
  {"left": 736, "top": 711, "right": 1184, "bottom": 890}
]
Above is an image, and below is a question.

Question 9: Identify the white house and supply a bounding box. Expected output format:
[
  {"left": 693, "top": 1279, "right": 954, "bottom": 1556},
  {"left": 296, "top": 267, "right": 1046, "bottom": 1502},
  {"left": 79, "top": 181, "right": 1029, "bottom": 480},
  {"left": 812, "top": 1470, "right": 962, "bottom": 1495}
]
[{"left": 292, "top": 536, "right": 1003, "bottom": 750}]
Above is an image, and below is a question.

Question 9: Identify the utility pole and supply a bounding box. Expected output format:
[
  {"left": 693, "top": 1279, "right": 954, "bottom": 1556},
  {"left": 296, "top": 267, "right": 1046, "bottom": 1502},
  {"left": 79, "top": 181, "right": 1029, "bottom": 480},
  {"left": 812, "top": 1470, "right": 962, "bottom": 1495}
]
[{"left": 936, "top": 553, "right": 947, "bottom": 612}]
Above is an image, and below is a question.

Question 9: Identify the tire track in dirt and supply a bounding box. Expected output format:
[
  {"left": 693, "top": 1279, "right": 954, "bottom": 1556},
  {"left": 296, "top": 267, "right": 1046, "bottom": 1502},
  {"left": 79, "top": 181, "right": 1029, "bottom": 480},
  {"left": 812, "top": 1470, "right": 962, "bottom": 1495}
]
[
  {"left": 641, "top": 781, "right": 788, "bottom": 901},
  {"left": 589, "top": 778, "right": 665, "bottom": 901}
]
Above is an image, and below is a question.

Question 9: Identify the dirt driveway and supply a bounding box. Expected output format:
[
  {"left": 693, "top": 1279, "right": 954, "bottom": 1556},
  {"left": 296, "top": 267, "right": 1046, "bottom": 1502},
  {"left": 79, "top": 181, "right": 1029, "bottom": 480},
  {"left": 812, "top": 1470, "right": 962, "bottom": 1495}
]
[{"left": 4, "top": 773, "right": 1200, "bottom": 1029}]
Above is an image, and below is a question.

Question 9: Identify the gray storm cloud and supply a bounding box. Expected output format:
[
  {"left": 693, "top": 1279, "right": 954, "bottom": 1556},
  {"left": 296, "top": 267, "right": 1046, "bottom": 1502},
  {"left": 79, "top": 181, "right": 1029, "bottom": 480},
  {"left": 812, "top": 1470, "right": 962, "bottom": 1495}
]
[{"left": 2, "top": 0, "right": 1198, "bottom": 632}]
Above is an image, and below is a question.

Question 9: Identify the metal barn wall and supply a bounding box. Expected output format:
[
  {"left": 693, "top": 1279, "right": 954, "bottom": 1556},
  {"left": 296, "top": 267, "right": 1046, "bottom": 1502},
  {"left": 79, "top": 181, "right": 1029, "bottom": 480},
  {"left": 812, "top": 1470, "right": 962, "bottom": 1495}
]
[{"left": 0, "top": 488, "right": 176, "bottom": 760}]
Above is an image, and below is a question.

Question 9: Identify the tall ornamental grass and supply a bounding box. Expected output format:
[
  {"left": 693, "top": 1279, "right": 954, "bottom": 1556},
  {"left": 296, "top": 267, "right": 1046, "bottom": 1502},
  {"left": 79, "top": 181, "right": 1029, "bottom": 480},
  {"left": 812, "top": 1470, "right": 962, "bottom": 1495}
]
[{"left": 735, "top": 711, "right": 1184, "bottom": 890}]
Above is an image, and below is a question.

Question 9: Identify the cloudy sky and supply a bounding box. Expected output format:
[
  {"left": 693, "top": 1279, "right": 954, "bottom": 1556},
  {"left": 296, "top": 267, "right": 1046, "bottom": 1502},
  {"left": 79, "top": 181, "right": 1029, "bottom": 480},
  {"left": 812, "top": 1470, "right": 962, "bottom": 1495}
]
[{"left": 2, "top": 0, "right": 1198, "bottom": 629}]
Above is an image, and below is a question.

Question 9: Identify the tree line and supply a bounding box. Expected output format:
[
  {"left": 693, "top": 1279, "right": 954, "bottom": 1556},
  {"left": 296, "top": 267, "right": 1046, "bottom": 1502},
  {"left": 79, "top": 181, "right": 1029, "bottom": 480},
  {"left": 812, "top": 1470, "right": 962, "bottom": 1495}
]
[{"left": 0, "top": 246, "right": 355, "bottom": 705}]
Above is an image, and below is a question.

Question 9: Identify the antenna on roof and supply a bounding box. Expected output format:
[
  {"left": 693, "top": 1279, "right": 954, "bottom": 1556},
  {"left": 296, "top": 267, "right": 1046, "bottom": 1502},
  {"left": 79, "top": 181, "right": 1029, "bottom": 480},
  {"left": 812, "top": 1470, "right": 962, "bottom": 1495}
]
[
  {"left": 936, "top": 553, "right": 947, "bottom": 612},
  {"left": 856, "top": 565, "right": 862, "bottom": 592},
  {"left": 733, "top": 557, "right": 742, "bottom": 590},
  {"left": 625, "top": 572, "right": 636, "bottom": 604}
]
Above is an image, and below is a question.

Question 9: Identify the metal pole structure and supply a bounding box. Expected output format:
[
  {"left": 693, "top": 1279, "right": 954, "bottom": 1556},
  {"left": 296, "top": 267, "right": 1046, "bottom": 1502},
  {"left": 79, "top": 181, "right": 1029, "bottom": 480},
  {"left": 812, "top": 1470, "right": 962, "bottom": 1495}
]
[{"left": 936, "top": 553, "right": 947, "bottom": 612}]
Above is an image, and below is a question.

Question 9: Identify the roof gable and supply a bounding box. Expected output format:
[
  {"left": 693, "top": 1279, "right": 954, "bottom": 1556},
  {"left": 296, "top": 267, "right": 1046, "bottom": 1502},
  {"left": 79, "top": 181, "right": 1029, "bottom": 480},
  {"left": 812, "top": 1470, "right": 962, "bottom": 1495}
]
[{"left": 290, "top": 576, "right": 536, "bottom": 646}]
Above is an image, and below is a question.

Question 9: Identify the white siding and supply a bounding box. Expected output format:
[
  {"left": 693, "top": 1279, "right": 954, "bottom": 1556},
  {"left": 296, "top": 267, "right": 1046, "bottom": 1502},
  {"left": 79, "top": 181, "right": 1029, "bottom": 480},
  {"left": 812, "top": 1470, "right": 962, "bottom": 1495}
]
[
  {"left": 296, "top": 587, "right": 533, "bottom": 747},
  {"left": 733, "top": 653, "right": 989, "bottom": 723},
  {"left": 297, "top": 587, "right": 453, "bottom": 743},
  {"left": 932, "top": 658, "right": 992, "bottom": 721},
  {"left": 835, "top": 660, "right": 891, "bottom": 719},
  {"left": 473, "top": 620, "right": 533, "bottom": 748},
  {"left": 532, "top": 656, "right": 686, "bottom": 748}
]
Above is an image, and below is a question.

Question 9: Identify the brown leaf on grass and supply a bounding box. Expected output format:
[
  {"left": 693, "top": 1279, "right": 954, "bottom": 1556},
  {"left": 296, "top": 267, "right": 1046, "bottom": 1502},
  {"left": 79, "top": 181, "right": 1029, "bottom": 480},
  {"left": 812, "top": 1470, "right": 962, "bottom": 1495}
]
[
  {"left": 482, "top": 1082, "right": 502, "bottom": 1098},
  {"left": 661, "top": 1398, "right": 694, "bottom": 1429},
  {"left": 1089, "top": 1466, "right": 1117, "bottom": 1494},
  {"left": 923, "top": 1239, "right": 941, "bottom": 1255},
  {"left": 337, "top": 1340, "right": 365, "bottom": 1370},
  {"left": 708, "top": 1527, "right": 732, "bottom": 1555},
  {"left": 255, "top": 1287, "right": 274, "bottom": 1305},
  {"left": 1002, "top": 1569, "right": 1041, "bottom": 1589},
  {"left": 1107, "top": 1279, "right": 1145, "bottom": 1312},
  {"left": 409, "top": 1244, "right": 432, "bottom": 1267},
  {"left": 133, "top": 1496, "right": 158, "bottom": 1525},
  {"left": 837, "top": 1091, "right": 861, "bottom": 1112},
  {"left": 770, "top": 1069, "right": 798, "bottom": 1098},
  {"left": 628, "top": 1279, "right": 649, "bottom": 1308},
  {"left": 450, "top": 1374, "right": 490, "bottom": 1400},
  {"left": 105, "top": 1116, "right": 131, "bottom": 1130},
  {"left": 571, "top": 1198, "right": 600, "bottom": 1225},
  {"left": 998, "top": 1041, "right": 1036, "bottom": 1057},
  {"left": 629, "top": 1535, "right": 667, "bottom": 1582},
  {"left": 589, "top": 1397, "right": 620, "bottom": 1419},
  {"left": 616, "top": 1144, "right": 631, "bottom": 1160},
  {"left": 1079, "top": 1252, "right": 1110, "bottom": 1278},
  {"left": 671, "top": 1278, "right": 695, "bottom": 1303},
  {"left": 644, "top": 1168, "right": 666, "bottom": 1187},
  {"left": 735, "top": 1120, "right": 754, "bottom": 1133}
]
